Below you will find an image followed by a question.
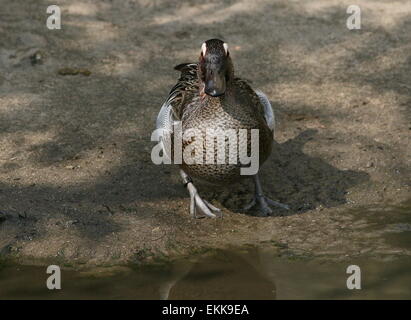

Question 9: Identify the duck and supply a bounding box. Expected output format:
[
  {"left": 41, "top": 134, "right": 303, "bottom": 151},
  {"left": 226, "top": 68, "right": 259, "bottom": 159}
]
[{"left": 155, "top": 39, "right": 288, "bottom": 218}]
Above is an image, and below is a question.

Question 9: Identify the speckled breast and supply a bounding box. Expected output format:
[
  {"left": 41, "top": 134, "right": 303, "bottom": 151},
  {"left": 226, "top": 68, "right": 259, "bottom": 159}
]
[{"left": 180, "top": 100, "right": 272, "bottom": 184}]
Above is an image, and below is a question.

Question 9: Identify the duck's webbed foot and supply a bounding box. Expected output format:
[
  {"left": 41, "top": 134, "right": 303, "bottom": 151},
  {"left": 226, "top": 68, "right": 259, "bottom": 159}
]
[
  {"left": 243, "top": 174, "right": 289, "bottom": 217},
  {"left": 243, "top": 194, "right": 289, "bottom": 217},
  {"left": 180, "top": 170, "right": 222, "bottom": 218}
]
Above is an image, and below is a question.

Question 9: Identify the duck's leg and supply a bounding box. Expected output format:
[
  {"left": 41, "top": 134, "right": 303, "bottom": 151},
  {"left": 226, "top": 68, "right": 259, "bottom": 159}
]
[
  {"left": 243, "top": 174, "right": 289, "bottom": 217},
  {"left": 180, "top": 170, "right": 222, "bottom": 218}
]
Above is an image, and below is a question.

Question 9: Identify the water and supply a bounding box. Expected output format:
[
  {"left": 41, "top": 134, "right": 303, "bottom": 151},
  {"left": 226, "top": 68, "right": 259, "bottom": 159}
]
[
  {"left": 1, "top": 202, "right": 410, "bottom": 300},
  {"left": 1, "top": 248, "right": 410, "bottom": 299}
]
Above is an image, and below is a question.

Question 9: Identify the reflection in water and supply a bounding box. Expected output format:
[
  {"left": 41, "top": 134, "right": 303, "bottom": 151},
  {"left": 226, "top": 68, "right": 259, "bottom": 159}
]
[
  {"left": 0, "top": 202, "right": 410, "bottom": 299},
  {"left": 0, "top": 248, "right": 411, "bottom": 299},
  {"left": 162, "top": 250, "right": 277, "bottom": 300}
]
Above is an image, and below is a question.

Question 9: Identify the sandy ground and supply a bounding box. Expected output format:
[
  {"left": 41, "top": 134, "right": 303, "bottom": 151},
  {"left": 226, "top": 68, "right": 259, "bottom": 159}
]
[{"left": 0, "top": 0, "right": 410, "bottom": 267}]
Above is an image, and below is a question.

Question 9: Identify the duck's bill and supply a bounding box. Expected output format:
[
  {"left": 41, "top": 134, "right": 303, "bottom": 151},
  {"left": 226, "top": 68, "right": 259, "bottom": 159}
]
[{"left": 204, "top": 74, "right": 226, "bottom": 97}]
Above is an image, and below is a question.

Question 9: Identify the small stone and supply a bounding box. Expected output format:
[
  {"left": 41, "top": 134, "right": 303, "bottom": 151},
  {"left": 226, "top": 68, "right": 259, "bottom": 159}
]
[
  {"left": 366, "top": 162, "right": 374, "bottom": 168},
  {"left": 30, "top": 51, "right": 43, "bottom": 65}
]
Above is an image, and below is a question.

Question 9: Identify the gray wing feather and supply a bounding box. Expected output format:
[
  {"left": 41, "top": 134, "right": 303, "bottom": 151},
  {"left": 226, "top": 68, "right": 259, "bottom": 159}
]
[
  {"left": 155, "top": 63, "right": 197, "bottom": 161},
  {"left": 154, "top": 94, "right": 177, "bottom": 161},
  {"left": 156, "top": 95, "right": 175, "bottom": 133},
  {"left": 255, "top": 90, "right": 275, "bottom": 132}
]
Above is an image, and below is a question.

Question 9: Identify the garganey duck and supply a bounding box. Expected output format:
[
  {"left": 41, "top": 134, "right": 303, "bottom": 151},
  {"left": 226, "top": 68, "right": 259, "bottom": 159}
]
[{"left": 155, "top": 39, "right": 288, "bottom": 217}]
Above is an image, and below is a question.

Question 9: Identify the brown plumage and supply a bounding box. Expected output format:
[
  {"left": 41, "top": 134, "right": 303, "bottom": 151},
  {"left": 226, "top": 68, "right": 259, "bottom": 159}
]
[{"left": 156, "top": 39, "right": 288, "bottom": 217}]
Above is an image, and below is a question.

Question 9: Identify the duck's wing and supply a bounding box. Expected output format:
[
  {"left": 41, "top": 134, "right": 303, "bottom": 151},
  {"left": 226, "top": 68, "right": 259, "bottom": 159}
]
[
  {"left": 154, "top": 63, "right": 199, "bottom": 160},
  {"left": 156, "top": 63, "right": 198, "bottom": 130},
  {"left": 234, "top": 78, "right": 275, "bottom": 132},
  {"left": 254, "top": 89, "right": 275, "bottom": 132}
]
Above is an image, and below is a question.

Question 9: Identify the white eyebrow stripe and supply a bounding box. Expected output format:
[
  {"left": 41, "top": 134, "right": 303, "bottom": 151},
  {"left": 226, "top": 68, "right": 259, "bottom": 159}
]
[{"left": 223, "top": 43, "right": 228, "bottom": 54}]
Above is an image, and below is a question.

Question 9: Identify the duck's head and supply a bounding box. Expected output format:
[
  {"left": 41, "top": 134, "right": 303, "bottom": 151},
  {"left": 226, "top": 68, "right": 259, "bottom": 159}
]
[{"left": 198, "top": 38, "right": 233, "bottom": 97}]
